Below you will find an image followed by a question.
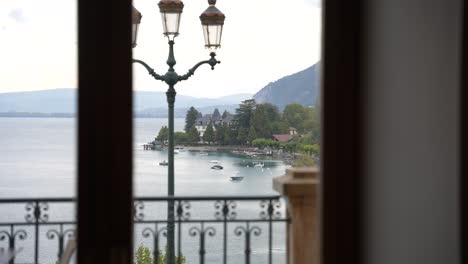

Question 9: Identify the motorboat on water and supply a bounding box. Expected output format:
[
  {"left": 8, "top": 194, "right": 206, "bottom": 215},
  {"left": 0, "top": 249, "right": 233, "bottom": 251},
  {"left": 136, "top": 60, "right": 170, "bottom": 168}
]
[
  {"left": 174, "top": 149, "right": 180, "bottom": 154},
  {"left": 209, "top": 160, "right": 220, "bottom": 163},
  {"left": 198, "top": 152, "right": 209, "bottom": 156},
  {"left": 159, "top": 160, "right": 169, "bottom": 166},
  {"left": 211, "top": 165, "right": 223, "bottom": 170},
  {"left": 254, "top": 162, "right": 264, "bottom": 168},
  {"left": 230, "top": 171, "right": 244, "bottom": 181}
]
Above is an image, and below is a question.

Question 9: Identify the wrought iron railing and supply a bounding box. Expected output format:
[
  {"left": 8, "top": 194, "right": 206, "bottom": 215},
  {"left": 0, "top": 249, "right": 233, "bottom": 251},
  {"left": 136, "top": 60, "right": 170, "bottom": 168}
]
[{"left": 0, "top": 196, "right": 289, "bottom": 264}]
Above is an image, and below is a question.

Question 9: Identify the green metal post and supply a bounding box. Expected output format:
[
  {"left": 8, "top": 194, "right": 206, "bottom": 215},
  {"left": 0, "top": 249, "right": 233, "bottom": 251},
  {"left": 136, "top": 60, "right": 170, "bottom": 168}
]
[
  {"left": 133, "top": 39, "right": 220, "bottom": 264},
  {"left": 166, "top": 86, "right": 176, "bottom": 264}
]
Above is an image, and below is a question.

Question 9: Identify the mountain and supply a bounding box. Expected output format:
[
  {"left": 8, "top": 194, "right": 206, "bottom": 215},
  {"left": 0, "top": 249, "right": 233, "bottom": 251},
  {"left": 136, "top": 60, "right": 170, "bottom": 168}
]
[
  {"left": 253, "top": 63, "right": 320, "bottom": 109},
  {"left": 0, "top": 89, "right": 252, "bottom": 115},
  {"left": 0, "top": 89, "right": 77, "bottom": 113}
]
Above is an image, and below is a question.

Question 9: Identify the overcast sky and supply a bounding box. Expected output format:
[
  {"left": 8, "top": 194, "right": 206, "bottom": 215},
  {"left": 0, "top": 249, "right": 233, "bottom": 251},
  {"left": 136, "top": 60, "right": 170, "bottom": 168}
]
[{"left": 0, "top": 0, "right": 321, "bottom": 98}]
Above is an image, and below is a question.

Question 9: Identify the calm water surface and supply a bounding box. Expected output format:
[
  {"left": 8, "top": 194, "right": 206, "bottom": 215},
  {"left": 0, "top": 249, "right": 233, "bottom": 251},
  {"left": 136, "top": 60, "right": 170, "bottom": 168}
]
[{"left": 0, "top": 118, "right": 287, "bottom": 263}]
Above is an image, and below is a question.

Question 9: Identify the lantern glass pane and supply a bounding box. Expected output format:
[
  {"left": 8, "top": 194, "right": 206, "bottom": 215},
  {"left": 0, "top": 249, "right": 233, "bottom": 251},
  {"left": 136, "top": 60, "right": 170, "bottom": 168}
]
[
  {"left": 132, "top": 24, "right": 139, "bottom": 47},
  {"left": 203, "top": 24, "right": 223, "bottom": 49},
  {"left": 161, "top": 12, "right": 181, "bottom": 37}
]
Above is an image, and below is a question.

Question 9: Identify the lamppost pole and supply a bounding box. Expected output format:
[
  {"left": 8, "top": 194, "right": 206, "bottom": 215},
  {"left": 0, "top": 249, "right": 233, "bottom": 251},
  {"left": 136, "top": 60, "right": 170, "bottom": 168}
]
[{"left": 132, "top": 1, "right": 225, "bottom": 262}]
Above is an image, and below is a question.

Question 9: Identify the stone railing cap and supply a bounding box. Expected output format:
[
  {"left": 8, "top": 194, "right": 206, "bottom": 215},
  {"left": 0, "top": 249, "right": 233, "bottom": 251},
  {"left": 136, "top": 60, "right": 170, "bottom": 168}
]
[{"left": 273, "top": 167, "right": 319, "bottom": 196}]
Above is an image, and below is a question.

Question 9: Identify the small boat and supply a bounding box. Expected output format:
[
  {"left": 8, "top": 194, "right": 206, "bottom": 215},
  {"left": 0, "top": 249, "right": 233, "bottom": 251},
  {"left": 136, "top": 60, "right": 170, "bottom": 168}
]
[
  {"left": 174, "top": 149, "right": 180, "bottom": 154},
  {"left": 230, "top": 176, "right": 244, "bottom": 181},
  {"left": 198, "top": 152, "right": 209, "bottom": 156},
  {"left": 211, "top": 165, "right": 223, "bottom": 170},
  {"left": 254, "top": 163, "right": 264, "bottom": 168},
  {"left": 159, "top": 160, "right": 168, "bottom": 166},
  {"left": 209, "top": 160, "right": 220, "bottom": 163}
]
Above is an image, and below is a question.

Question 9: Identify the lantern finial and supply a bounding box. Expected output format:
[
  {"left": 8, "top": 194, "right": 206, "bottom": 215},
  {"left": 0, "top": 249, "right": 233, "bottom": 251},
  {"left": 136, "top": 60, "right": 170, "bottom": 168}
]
[{"left": 208, "top": 0, "right": 216, "bottom": 5}]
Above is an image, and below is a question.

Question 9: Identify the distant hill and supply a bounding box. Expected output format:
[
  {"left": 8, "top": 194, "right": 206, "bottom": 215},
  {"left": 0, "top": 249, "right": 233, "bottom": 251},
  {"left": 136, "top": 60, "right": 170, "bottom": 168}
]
[
  {"left": 0, "top": 89, "right": 252, "bottom": 116},
  {"left": 253, "top": 62, "right": 320, "bottom": 109}
]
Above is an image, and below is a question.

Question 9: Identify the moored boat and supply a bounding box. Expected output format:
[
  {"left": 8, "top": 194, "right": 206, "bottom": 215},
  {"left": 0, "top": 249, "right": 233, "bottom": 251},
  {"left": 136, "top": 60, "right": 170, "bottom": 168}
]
[
  {"left": 230, "top": 176, "right": 243, "bottom": 181},
  {"left": 211, "top": 165, "right": 223, "bottom": 170}
]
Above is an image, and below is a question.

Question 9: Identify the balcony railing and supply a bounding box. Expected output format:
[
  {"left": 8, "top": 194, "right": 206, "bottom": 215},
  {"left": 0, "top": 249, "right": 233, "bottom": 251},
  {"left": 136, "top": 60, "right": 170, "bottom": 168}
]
[
  {"left": 0, "top": 167, "right": 318, "bottom": 264},
  {"left": 0, "top": 196, "right": 288, "bottom": 264}
]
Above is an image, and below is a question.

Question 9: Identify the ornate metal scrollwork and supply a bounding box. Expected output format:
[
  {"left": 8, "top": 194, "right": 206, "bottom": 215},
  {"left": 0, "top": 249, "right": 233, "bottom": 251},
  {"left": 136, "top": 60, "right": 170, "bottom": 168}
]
[
  {"left": 142, "top": 223, "right": 167, "bottom": 263},
  {"left": 142, "top": 225, "right": 167, "bottom": 239},
  {"left": 0, "top": 228, "right": 27, "bottom": 247},
  {"left": 214, "top": 200, "right": 237, "bottom": 220},
  {"left": 176, "top": 200, "right": 191, "bottom": 221},
  {"left": 234, "top": 224, "right": 262, "bottom": 264},
  {"left": 25, "top": 202, "right": 49, "bottom": 223},
  {"left": 189, "top": 225, "right": 216, "bottom": 238},
  {"left": 234, "top": 225, "right": 262, "bottom": 237},
  {"left": 133, "top": 201, "right": 145, "bottom": 221},
  {"left": 46, "top": 225, "right": 76, "bottom": 259},
  {"left": 189, "top": 224, "right": 216, "bottom": 264},
  {"left": 260, "top": 199, "right": 282, "bottom": 220}
]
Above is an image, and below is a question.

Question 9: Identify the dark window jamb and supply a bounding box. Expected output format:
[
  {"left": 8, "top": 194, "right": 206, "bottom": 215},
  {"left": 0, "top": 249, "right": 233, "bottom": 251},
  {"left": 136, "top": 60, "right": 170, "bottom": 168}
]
[
  {"left": 320, "top": 1, "right": 363, "bottom": 264},
  {"left": 77, "top": 0, "right": 134, "bottom": 263}
]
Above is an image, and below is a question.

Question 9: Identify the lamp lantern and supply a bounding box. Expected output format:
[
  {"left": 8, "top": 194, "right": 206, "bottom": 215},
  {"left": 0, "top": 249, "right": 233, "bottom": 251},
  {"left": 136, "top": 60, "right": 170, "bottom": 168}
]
[
  {"left": 132, "top": 6, "right": 142, "bottom": 48},
  {"left": 158, "top": 0, "right": 184, "bottom": 39},
  {"left": 200, "top": 0, "right": 225, "bottom": 50}
]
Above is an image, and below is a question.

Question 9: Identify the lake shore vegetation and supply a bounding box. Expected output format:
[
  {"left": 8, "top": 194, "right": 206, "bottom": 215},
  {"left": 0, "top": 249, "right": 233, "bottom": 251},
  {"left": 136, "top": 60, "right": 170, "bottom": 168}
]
[{"left": 153, "top": 99, "right": 320, "bottom": 166}]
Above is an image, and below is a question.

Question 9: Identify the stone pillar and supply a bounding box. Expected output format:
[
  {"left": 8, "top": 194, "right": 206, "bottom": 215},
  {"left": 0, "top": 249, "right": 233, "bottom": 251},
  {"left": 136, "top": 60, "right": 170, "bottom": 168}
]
[{"left": 273, "top": 167, "right": 319, "bottom": 264}]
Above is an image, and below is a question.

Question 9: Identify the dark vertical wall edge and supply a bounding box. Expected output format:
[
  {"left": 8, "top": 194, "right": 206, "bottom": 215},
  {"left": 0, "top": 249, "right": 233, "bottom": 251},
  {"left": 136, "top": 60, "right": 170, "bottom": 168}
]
[
  {"left": 77, "top": 0, "right": 133, "bottom": 263},
  {"left": 462, "top": 1, "right": 467, "bottom": 262},
  {"left": 320, "top": 0, "right": 363, "bottom": 264}
]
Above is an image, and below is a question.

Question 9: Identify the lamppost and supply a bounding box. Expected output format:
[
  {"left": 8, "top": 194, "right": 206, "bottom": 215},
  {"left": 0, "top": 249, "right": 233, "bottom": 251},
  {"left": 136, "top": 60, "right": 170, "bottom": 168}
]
[{"left": 132, "top": 1, "right": 225, "bottom": 263}]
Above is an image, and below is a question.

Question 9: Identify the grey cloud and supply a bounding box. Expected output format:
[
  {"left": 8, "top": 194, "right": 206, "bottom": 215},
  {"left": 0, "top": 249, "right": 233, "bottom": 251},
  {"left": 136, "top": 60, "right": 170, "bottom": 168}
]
[{"left": 8, "top": 8, "right": 26, "bottom": 23}]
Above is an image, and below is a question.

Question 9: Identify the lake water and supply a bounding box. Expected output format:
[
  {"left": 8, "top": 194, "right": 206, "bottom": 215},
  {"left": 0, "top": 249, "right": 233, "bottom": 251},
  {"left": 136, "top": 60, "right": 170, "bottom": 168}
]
[{"left": 0, "top": 118, "right": 288, "bottom": 263}]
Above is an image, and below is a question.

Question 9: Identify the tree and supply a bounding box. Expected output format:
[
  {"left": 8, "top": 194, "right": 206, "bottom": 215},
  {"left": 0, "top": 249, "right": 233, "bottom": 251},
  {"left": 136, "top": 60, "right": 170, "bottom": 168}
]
[
  {"left": 175, "top": 132, "right": 189, "bottom": 144},
  {"left": 215, "top": 124, "right": 225, "bottom": 144},
  {"left": 212, "top": 108, "right": 221, "bottom": 120},
  {"left": 247, "top": 124, "right": 257, "bottom": 145},
  {"left": 222, "top": 110, "right": 229, "bottom": 119},
  {"left": 188, "top": 125, "right": 200, "bottom": 143},
  {"left": 234, "top": 99, "right": 256, "bottom": 129},
  {"left": 251, "top": 104, "right": 273, "bottom": 139},
  {"left": 223, "top": 127, "right": 232, "bottom": 145},
  {"left": 156, "top": 126, "right": 169, "bottom": 143},
  {"left": 237, "top": 128, "right": 248, "bottom": 145},
  {"left": 271, "top": 121, "right": 289, "bottom": 134},
  {"left": 184, "top": 107, "right": 199, "bottom": 133},
  {"left": 203, "top": 122, "right": 215, "bottom": 144},
  {"left": 262, "top": 103, "right": 281, "bottom": 122}
]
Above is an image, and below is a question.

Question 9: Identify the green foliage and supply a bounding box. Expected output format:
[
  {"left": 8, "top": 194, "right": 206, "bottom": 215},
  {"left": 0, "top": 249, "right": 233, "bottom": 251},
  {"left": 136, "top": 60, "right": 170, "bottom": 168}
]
[
  {"left": 156, "top": 126, "right": 169, "bottom": 143},
  {"left": 292, "top": 154, "right": 316, "bottom": 168},
  {"left": 135, "top": 245, "right": 152, "bottom": 264},
  {"left": 252, "top": 138, "right": 280, "bottom": 149},
  {"left": 175, "top": 132, "right": 190, "bottom": 144},
  {"left": 236, "top": 128, "right": 248, "bottom": 145},
  {"left": 251, "top": 104, "right": 273, "bottom": 139},
  {"left": 214, "top": 124, "right": 225, "bottom": 144},
  {"left": 247, "top": 125, "right": 257, "bottom": 145},
  {"left": 212, "top": 108, "right": 221, "bottom": 120},
  {"left": 234, "top": 99, "right": 256, "bottom": 129},
  {"left": 282, "top": 104, "right": 320, "bottom": 136},
  {"left": 135, "top": 245, "right": 186, "bottom": 264},
  {"left": 184, "top": 107, "right": 200, "bottom": 133},
  {"left": 224, "top": 127, "right": 234, "bottom": 145},
  {"left": 157, "top": 246, "right": 186, "bottom": 264},
  {"left": 203, "top": 122, "right": 215, "bottom": 144},
  {"left": 222, "top": 110, "right": 229, "bottom": 119},
  {"left": 271, "top": 121, "right": 289, "bottom": 134},
  {"left": 188, "top": 125, "right": 200, "bottom": 143}
]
